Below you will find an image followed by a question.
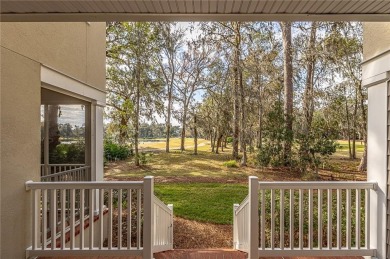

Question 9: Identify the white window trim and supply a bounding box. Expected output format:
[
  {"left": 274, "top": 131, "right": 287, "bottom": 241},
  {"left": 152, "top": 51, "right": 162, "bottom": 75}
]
[{"left": 41, "top": 65, "right": 106, "bottom": 107}]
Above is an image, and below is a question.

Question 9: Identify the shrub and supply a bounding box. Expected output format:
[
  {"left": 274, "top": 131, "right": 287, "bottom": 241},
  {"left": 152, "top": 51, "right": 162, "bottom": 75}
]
[
  {"left": 226, "top": 137, "right": 233, "bottom": 144},
  {"left": 223, "top": 160, "right": 238, "bottom": 168},
  {"left": 49, "top": 142, "right": 85, "bottom": 164},
  {"left": 104, "top": 140, "right": 132, "bottom": 161},
  {"left": 139, "top": 152, "right": 148, "bottom": 165}
]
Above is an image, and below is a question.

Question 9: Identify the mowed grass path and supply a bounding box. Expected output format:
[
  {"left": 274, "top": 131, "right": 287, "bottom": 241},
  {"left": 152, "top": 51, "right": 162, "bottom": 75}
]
[
  {"left": 105, "top": 138, "right": 366, "bottom": 224},
  {"left": 155, "top": 183, "right": 248, "bottom": 224}
]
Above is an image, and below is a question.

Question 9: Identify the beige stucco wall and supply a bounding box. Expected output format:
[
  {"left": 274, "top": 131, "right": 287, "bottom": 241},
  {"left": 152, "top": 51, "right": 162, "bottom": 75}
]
[
  {"left": 0, "top": 47, "right": 41, "bottom": 258},
  {"left": 0, "top": 22, "right": 106, "bottom": 91},
  {"left": 363, "top": 22, "right": 390, "bottom": 61},
  {"left": 0, "top": 22, "right": 106, "bottom": 258}
]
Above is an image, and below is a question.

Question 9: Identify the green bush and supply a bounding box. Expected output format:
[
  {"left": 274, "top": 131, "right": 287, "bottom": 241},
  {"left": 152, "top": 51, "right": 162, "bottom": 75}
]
[
  {"left": 104, "top": 140, "right": 132, "bottom": 161},
  {"left": 49, "top": 142, "right": 85, "bottom": 164},
  {"left": 223, "top": 160, "right": 238, "bottom": 168},
  {"left": 139, "top": 152, "right": 148, "bottom": 165},
  {"left": 226, "top": 137, "right": 233, "bottom": 144}
]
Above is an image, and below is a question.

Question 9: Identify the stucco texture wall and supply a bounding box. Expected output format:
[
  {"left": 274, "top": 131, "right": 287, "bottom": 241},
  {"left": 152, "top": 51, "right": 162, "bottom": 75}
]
[
  {"left": 0, "top": 47, "right": 41, "bottom": 258},
  {"left": 0, "top": 22, "right": 106, "bottom": 91},
  {"left": 363, "top": 22, "right": 390, "bottom": 60}
]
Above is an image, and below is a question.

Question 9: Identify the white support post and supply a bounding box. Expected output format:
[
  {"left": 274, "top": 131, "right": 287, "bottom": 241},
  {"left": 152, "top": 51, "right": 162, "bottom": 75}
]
[
  {"left": 366, "top": 80, "right": 388, "bottom": 259},
  {"left": 233, "top": 204, "right": 239, "bottom": 249},
  {"left": 143, "top": 176, "right": 154, "bottom": 259},
  {"left": 168, "top": 204, "right": 174, "bottom": 250},
  {"left": 90, "top": 103, "right": 104, "bottom": 215},
  {"left": 248, "top": 176, "right": 259, "bottom": 259}
]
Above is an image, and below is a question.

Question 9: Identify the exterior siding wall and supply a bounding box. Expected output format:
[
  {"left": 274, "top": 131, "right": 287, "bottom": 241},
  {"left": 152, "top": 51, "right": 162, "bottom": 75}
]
[
  {"left": 385, "top": 80, "right": 390, "bottom": 258},
  {"left": 0, "top": 22, "right": 106, "bottom": 258},
  {"left": 363, "top": 21, "right": 390, "bottom": 259},
  {"left": 0, "top": 22, "right": 106, "bottom": 91}
]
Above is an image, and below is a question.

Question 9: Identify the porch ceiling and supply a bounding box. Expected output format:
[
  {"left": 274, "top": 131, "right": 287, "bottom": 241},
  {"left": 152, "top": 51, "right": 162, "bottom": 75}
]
[{"left": 1, "top": 0, "right": 390, "bottom": 22}]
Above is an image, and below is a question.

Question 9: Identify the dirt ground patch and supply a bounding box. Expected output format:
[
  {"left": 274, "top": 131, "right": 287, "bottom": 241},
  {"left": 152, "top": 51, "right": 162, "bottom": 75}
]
[{"left": 173, "top": 217, "right": 232, "bottom": 249}]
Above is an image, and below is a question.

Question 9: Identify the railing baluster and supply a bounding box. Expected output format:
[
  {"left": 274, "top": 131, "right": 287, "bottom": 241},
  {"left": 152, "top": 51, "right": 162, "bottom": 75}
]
[
  {"left": 118, "top": 189, "right": 123, "bottom": 249},
  {"left": 32, "top": 189, "right": 40, "bottom": 250},
  {"left": 271, "top": 189, "right": 275, "bottom": 249},
  {"left": 99, "top": 189, "right": 104, "bottom": 249},
  {"left": 289, "top": 189, "right": 294, "bottom": 249},
  {"left": 60, "top": 190, "right": 66, "bottom": 249},
  {"left": 337, "top": 189, "right": 341, "bottom": 249},
  {"left": 137, "top": 189, "right": 141, "bottom": 249},
  {"left": 108, "top": 189, "right": 113, "bottom": 249},
  {"left": 308, "top": 188, "right": 313, "bottom": 249},
  {"left": 365, "top": 188, "right": 370, "bottom": 249},
  {"left": 346, "top": 188, "right": 351, "bottom": 249},
  {"left": 261, "top": 189, "right": 265, "bottom": 249},
  {"left": 80, "top": 189, "right": 85, "bottom": 249},
  {"left": 299, "top": 189, "right": 303, "bottom": 250},
  {"left": 89, "top": 190, "right": 94, "bottom": 249},
  {"left": 356, "top": 189, "right": 361, "bottom": 249},
  {"left": 318, "top": 189, "right": 323, "bottom": 249},
  {"left": 127, "top": 189, "right": 132, "bottom": 249},
  {"left": 280, "top": 189, "right": 284, "bottom": 249},
  {"left": 42, "top": 189, "right": 48, "bottom": 250},
  {"left": 50, "top": 189, "right": 57, "bottom": 250},
  {"left": 70, "top": 189, "right": 75, "bottom": 249},
  {"left": 327, "top": 189, "right": 332, "bottom": 249}
]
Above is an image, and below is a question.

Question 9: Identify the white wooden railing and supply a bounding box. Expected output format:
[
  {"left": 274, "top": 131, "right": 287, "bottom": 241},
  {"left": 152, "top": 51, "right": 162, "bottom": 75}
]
[
  {"left": 25, "top": 176, "right": 172, "bottom": 259},
  {"left": 41, "top": 164, "right": 90, "bottom": 182},
  {"left": 234, "top": 176, "right": 378, "bottom": 259},
  {"left": 153, "top": 195, "right": 174, "bottom": 253}
]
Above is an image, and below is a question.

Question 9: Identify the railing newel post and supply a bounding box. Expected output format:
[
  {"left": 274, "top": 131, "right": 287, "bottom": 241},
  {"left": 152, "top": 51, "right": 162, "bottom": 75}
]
[
  {"left": 143, "top": 176, "right": 154, "bottom": 259},
  {"left": 168, "top": 204, "right": 174, "bottom": 250},
  {"left": 233, "top": 203, "right": 239, "bottom": 249},
  {"left": 248, "top": 176, "right": 259, "bottom": 259}
]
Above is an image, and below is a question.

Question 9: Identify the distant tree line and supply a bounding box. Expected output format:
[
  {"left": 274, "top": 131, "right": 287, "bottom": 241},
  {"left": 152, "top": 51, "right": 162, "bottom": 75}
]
[{"left": 105, "top": 22, "right": 366, "bottom": 173}]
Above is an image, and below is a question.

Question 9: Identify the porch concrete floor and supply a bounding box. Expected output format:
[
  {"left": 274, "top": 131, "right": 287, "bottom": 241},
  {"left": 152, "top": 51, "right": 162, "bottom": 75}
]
[{"left": 39, "top": 249, "right": 363, "bottom": 259}]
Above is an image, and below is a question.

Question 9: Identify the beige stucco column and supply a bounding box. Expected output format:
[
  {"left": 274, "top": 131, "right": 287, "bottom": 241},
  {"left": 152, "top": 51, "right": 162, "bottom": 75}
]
[{"left": 1, "top": 47, "right": 41, "bottom": 259}]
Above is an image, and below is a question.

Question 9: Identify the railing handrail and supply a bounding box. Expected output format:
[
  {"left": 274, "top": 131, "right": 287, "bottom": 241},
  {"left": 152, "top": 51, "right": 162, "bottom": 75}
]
[
  {"left": 234, "top": 195, "right": 249, "bottom": 214},
  {"left": 41, "top": 163, "right": 85, "bottom": 166},
  {"left": 258, "top": 181, "right": 377, "bottom": 190},
  {"left": 40, "top": 166, "right": 91, "bottom": 180},
  {"left": 25, "top": 180, "right": 144, "bottom": 190},
  {"left": 153, "top": 195, "right": 173, "bottom": 214}
]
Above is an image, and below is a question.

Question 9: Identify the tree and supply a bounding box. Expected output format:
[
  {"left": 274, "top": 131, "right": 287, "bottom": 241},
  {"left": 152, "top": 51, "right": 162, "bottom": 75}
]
[
  {"left": 176, "top": 40, "right": 212, "bottom": 151},
  {"left": 106, "top": 22, "right": 163, "bottom": 166},
  {"left": 280, "top": 22, "right": 294, "bottom": 164},
  {"left": 155, "top": 22, "right": 185, "bottom": 153}
]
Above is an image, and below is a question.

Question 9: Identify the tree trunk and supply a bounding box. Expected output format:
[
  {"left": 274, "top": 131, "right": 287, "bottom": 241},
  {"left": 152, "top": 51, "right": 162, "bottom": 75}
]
[
  {"left": 257, "top": 73, "right": 263, "bottom": 150},
  {"left": 216, "top": 134, "right": 223, "bottom": 154},
  {"left": 357, "top": 81, "right": 367, "bottom": 171},
  {"left": 232, "top": 22, "right": 241, "bottom": 160},
  {"left": 344, "top": 89, "right": 352, "bottom": 159},
  {"left": 302, "top": 22, "right": 317, "bottom": 135},
  {"left": 193, "top": 113, "right": 198, "bottom": 155},
  {"left": 280, "top": 22, "right": 294, "bottom": 165},
  {"left": 48, "top": 105, "right": 61, "bottom": 153},
  {"left": 352, "top": 93, "right": 358, "bottom": 159},
  {"left": 134, "top": 70, "right": 141, "bottom": 166},
  {"left": 166, "top": 84, "right": 173, "bottom": 153},
  {"left": 180, "top": 107, "right": 187, "bottom": 152},
  {"left": 239, "top": 69, "right": 247, "bottom": 166}
]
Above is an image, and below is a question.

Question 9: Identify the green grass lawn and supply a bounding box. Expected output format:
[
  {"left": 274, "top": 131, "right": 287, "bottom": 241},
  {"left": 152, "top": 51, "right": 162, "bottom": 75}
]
[
  {"left": 139, "top": 138, "right": 210, "bottom": 151},
  {"left": 155, "top": 183, "right": 248, "bottom": 224},
  {"left": 106, "top": 138, "right": 367, "bottom": 225}
]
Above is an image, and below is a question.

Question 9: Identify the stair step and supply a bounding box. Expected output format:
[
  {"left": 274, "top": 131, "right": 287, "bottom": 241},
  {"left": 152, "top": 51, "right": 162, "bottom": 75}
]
[{"left": 154, "top": 249, "right": 247, "bottom": 259}]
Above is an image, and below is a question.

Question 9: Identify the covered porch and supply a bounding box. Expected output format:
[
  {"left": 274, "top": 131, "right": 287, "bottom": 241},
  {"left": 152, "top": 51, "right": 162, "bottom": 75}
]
[{"left": 1, "top": 1, "right": 390, "bottom": 259}]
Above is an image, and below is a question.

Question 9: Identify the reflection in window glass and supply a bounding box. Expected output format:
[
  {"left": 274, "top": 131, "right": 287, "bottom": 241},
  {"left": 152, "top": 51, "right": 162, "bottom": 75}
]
[{"left": 41, "top": 105, "right": 86, "bottom": 164}]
